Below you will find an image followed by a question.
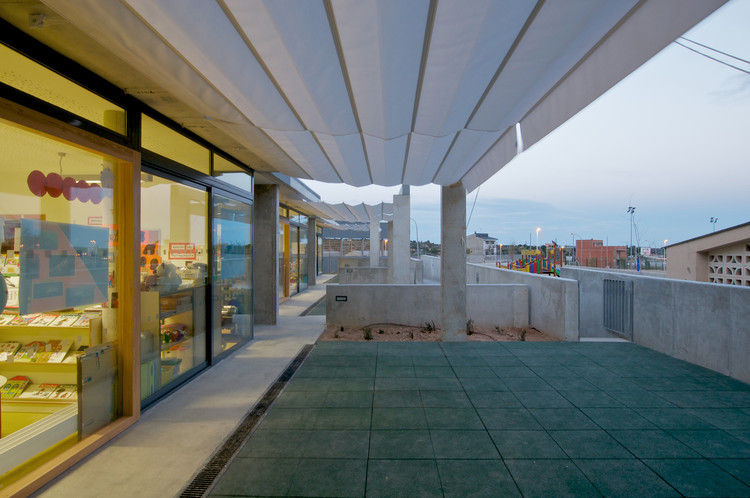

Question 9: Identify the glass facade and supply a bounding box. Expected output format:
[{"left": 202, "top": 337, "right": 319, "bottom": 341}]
[
  {"left": 212, "top": 192, "right": 252, "bottom": 358},
  {"left": 0, "top": 118, "right": 129, "bottom": 485},
  {"left": 139, "top": 174, "right": 208, "bottom": 403}
]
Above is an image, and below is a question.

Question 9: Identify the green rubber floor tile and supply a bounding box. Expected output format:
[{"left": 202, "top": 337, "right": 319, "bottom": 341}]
[
  {"left": 373, "top": 390, "right": 422, "bottom": 407},
  {"left": 669, "top": 429, "right": 750, "bottom": 458},
  {"left": 711, "top": 459, "right": 750, "bottom": 486},
  {"left": 559, "top": 389, "right": 625, "bottom": 408},
  {"left": 420, "top": 390, "right": 472, "bottom": 408},
  {"left": 302, "top": 430, "right": 370, "bottom": 459},
  {"left": 581, "top": 407, "right": 659, "bottom": 430},
  {"left": 543, "top": 376, "right": 598, "bottom": 390},
  {"left": 514, "top": 390, "right": 574, "bottom": 408},
  {"left": 636, "top": 408, "right": 719, "bottom": 429},
  {"left": 413, "top": 366, "right": 456, "bottom": 378},
  {"left": 369, "top": 430, "right": 434, "bottom": 459},
  {"left": 272, "top": 390, "right": 327, "bottom": 408},
  {"left": 529, "top": 407, "right": 598, "bottom": 430},
  {"left": 259, "top": 408, "right": 319, "bottom": 430},
  {"left": 295, "top": 365, "right": 339, "bottom": 378},
  {"left": 490, "top": 430, "right": 567, "bottom": 459},
  {"left": 483, "top": 357, "right": 525, "bottom": 368},
  {"left": 376, "top": 365, "right": 415, "bottom": 378},
  {"left": 209, "top": 457, "right": 297, "bottom": 496},
  {"left": 371, "top": 407, "right": 428, "bottom": 429},
  {"left": 491, "top": 366, "right": 537, "bottom": 378},
  {"left": 430, "top": 430, "right": 499, "bottom": 459},
  {"left": 608, "top": 429, "right": 699, "bottom": 458},
  {"left": 459, "top": 377, "right": 508, "bottom": 391},
  {"left": 313, "top": 408, "right": 371, "bottom": 430},
  {"left": 417, "top": 377, "right": 464, "bottom": 391},
  {"left": 337, "top": 365, "right": 376, "bottom": 378},
  {"left": 323, "top": 390, "right": 373, "bottom": 408},
  {"left": 376, "top": 355, "right": 413, "bottom": 366},
  {"left": 505, "top": 459, "right": 601, "bottom": 498},
  {"left": 287, "top": 458, "right": 367, "bottom": 497},
  {"left": 574, "top": 459, "right": 677, "bottom": 498},
  {"left": 502, "top": 377, "right": 554, "bottom": 391},
  {"left": 606, "top": 389, "right": 676, "bottom": 408},
  {"left": 478, "top": 407, "right": 542, "bottom": 430},
  {"left": 237, "top": 429, "right": 312, "bottom": 458},
  {"left": 644, "top": 458, "right": 750, "bottom": 497},
  {"left": 366, "top": 459, "right": 442, "bottom": 497},
  {"left": 284, "top": 377, "right": 332, "bottom": 392},
  {"left": 327, "top": 377, "right": 374, "bottom": 391},
  {"left": 424, "top": 407, "right": 484, "bottom": 430},
  {"left": 437, "top": 459, "right": 521, "bottom": 497},
  {"left": 467, "top": 390, "right": 520, "bottom": 408},
  {"left": 691, "top": 409, "right": 750, "bottom": 429},
  {"left": 374, "top": 377, "right": 419, "bottom": 390},
  {"left": 411, "top": 356, "right": 450, "bottom": 367},
  {"left": 549, "top": 429, "right": 632, "bottom": 459},
  {"left": 729, "top": 430, "right": 750, "bottom": 444},
  {"left": 452, "top": 365, "right": 496, "bottom": 378}
]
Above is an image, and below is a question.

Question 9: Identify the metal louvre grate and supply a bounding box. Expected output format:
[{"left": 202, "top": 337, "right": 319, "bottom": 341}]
[{"left": 603, "top": 279, "right": 633, "bottom": 339}]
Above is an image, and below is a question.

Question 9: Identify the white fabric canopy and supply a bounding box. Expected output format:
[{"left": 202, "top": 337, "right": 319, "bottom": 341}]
[{"left": 38, "top": 0, "right": 725, "bottom": 191}]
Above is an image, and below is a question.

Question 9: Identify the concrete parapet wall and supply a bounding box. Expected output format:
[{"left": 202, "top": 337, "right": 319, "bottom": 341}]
[
  {"left": 326, "top": 284, "right": 528, "bottom": 330},
  {"left": 338, "top": 266, "right": 389, "bottom": 284},
  {"left": 562, "top": 267, "right": 750, "bottom": 384},
  {"left": 422, "top": 255, "right": 441, "bottom": 282},
  {"left": 467, "top": 264, "right": 578, "bottom": 341}
]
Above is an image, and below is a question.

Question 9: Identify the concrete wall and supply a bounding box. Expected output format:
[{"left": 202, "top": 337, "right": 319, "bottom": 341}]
[
  {"left": 562, "top": 267, "right": 750, "bottom": 384},
  {"left": 326, "top": 284, "right": 528, "bottom": 330},
  {"left": 467, "top": 264, "right": 578, "bottom": 341},
  {"left": 337, "top": 257, "right": 422, "bottom": 284},
  {"left": 252, "top": 184, "right": 278, "bottom": 325},
  {"left": 422, "top": 255, "right": 440, "bottom": 282}
]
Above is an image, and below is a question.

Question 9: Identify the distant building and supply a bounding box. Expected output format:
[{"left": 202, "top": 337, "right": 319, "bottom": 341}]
[
  {"left": 666, "top": 221, "right": 750, "bottom": 286},
  {"left": 467, "top": 232, "right": 497, "bottom": 263},
  {"left": 576, "top": 239, "right": 627, "bottom": 268}
]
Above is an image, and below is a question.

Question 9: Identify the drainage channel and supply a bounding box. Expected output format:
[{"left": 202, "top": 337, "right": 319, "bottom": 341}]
[{"left": 179, "top": 343, "right": 314, "bottom": 498}]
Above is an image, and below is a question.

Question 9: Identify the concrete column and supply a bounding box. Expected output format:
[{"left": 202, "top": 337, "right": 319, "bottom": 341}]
[
  {"left": 441, "top": 182, "right": 467, "bottom": 341},
  {"left": 253, "top": 184, "right": 279, "bottom": 325},
  {"left": 307, "top": 217, "right": 317, "bottom": 286},
  {"left": 392, "top": 186, "right": 410, "bottom": 284},
  {"left": 369, "top": 219, "right": 380, "bottom": 267},
  {"left": 386, "top": 221, "right": 394, "bottom": 282}
]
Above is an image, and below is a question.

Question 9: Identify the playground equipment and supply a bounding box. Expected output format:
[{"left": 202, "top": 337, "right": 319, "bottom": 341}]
[{"left": 497, "top": 244, "right": 564, "bottom": 277}]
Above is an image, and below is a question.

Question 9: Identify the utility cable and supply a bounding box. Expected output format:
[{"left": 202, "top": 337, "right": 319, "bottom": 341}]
[
  {"left": 466, "top": 186, "right": 480, "bottom": 228},
  {"left": 674, "top": 39, "right": 750, "bottom": 76}
]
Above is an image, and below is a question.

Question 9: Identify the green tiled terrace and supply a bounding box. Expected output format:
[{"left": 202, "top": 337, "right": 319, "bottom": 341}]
[{"left": 209, "top": 340, "right": 750, "bottom": 497}]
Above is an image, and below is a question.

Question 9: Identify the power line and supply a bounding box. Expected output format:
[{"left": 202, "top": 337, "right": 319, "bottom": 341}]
[
  {"left": 679, "top": 36, "right": 750, "bottom": 65},
  {"left": 467, "top": 186, "right": 480, "bottom": 227},
  {"left": 674, "top": 38, "right": 750, "bottom": 76}
]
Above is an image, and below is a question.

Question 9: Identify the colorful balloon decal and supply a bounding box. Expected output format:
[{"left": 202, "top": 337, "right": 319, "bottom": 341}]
[{"left": 27, "top": 170, "right": 112, "bottom": 203}]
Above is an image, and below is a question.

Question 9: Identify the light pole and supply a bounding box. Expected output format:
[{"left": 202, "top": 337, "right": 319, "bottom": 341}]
[
  {"left": 410, "top": 218, "right": 419, "bottom": 259},
  {"left": 710, "top": 217, "right": 718, "bottom": 232},
  {"left": 570, "top": 232, "right": 580, "bottom": 265},
  {"left": 663, "top": 239, "right": 668, "bottom": 271},
  {"left": 627, "top": 206, "right": 635, "bottom": 269},
  {"left": 536, "top": 227, "right": 540, "bottom": 252}
]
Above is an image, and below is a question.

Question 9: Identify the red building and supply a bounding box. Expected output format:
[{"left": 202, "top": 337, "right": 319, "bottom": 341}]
[{"left": 576, "top": 239, "right": 627, "bottom": 268}]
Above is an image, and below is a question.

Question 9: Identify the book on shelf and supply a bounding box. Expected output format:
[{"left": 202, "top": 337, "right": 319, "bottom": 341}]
[
  {"left": 48, "top": 384, "right": 77, "bottom": 401},
  {"left": 14, "top": 340, "right": 46, "bottom": 362},
  {"left": 0, "top": 341, "right": 21, "bottom": 361},
  {"left": 35, "top": 339, "right": 74, "bottom": 363},
  {"left": 50, "top": 313, "right": 81, "bottom": 327},
  {"left": 72, "top": 313, "right": 98, "bottom": 328},
  {"left": 0, "top": 313, "right": 15, "bottom": 326},
  {"left": 0, "top": 375, "right": 30, "bottom": 399},
  {"left": 29, "top": 313, "right": 59, "bottom": 327},
  {"left": 10, "top": 313, "right": 40, "bottom": 326},
  {"left": 19, "top": 383, "right": 60, "bottom": 400}
]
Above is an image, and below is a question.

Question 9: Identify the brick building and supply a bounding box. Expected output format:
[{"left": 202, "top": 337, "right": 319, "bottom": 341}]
[{"left": 576, "top": 239, "right": 627, "bottom": 268}]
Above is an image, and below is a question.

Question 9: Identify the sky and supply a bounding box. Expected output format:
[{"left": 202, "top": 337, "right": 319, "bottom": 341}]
[{"left": 303, "top": 0, "right": 750, "bottom": 248}]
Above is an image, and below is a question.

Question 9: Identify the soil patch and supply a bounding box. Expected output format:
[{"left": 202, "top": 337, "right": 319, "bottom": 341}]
[{"left": 318, "top": 323, "right": 557, "bottom": 342}]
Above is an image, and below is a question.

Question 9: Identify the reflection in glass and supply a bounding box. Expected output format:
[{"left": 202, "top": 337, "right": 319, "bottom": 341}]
[{"left": 212, "top": 193, "right": 252, "bottom": 357}]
